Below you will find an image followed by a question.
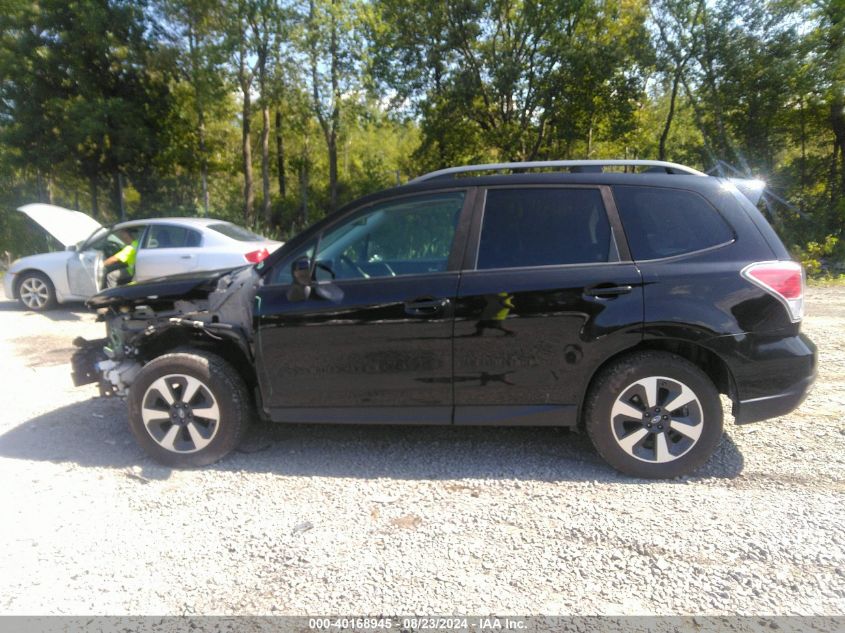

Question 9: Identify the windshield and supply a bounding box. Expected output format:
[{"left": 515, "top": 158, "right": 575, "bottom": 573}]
[{"left": 77, "top": 226, "right": 111, "bottom": 250}]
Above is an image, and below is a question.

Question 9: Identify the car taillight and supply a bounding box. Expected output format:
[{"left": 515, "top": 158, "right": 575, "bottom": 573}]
[
  {"left": 244, "top": 248, "right": 270, "bottom": 263},
  {"left": 741, "top": 260, "right": 805, "bottom": 322}
]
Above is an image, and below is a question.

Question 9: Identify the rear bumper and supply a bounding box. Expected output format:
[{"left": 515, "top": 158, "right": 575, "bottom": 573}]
[
  {"left": 733, "top": 369, "right": 817, "bottom": 424},
  {"left": 706, "top": 331, "right": 817, "bottom": 424}
]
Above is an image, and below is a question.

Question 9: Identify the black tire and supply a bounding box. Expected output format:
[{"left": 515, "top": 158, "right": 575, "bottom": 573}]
[
  {"left": 16, "top": 271, "right": 57, "bottom": 311},
  {"left": 127, "top": 350, "right": 252, "bottom": 467},
  {"left": 584, "top": 351, "right": 723, "bottom": 478}
]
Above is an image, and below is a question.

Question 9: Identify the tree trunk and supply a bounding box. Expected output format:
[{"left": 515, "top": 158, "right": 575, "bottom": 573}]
[
  {"left": 659, "top": 70, "right": 682, "bottom": 161},
  {"left": 261, "top": 103, "right": 271, "bottom": 223},
  {"left": 257, "top": 42, "right": 271, "bottom": 224},
  {"left": 241, "top": 85, "right": 254, "bottom": 226},
  {"left": 432, "top": 56, "right": 447, "bottom": 167},
  {"left": 830, "top": 141, "right": 840, "bottom": 222},
  {"left": 276, "top": 109, "right": 286, "bottom": 198},
  {"left": 114, "top": 171, "right": 126, "bottom": 221},
  {"left": 831, "top": 94, "right": 845, "bottom": 200},
  {"left": 198, "top": 110, "right": 209, "bottom": 216},
  {"left": 699, "top": 44, "right": 734, "bottom": 165},
  {"left": 299, "top": 153, "right": 309, "bottom": 228},
  {"left": 35, "top": 171, "right": 44, "bottom": 203},
  {"left": 189, "top": 24, "right": 209, "bottom": 216},
  {"left": 799, "top": 97, "right": 807, "bottom": 208},
  {"left": 89, "top": 175, "right": 99, "bottom": 220},
  {"left": 309, "top": 0, "right": 341, "bottom": 211},
  {"left": 680, "top": 74, "right": 717, "bottom": 165},
  {"left": 328, "top": 1, "right": 340, "bottom": 211},
  {"left": 328, "top": 129, "right": 338, "bottom": 211}
]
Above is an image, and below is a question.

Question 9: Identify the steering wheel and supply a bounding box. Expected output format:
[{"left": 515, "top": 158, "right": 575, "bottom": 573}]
[{"left": 339, "top": 254, "right": 370, "bottom": 278}]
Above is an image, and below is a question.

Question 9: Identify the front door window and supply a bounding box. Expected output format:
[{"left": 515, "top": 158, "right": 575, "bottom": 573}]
[{"left": 314, "top": 191, "right": 465, "bottom": 281}]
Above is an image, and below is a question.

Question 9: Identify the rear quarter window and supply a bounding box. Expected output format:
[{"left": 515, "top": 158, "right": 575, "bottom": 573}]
[
  {"left": 209, "top": 223, "right": 264, "bottom": 241},
  {"left": 613, "top": 186, "right": 734, "bottom": 260}
]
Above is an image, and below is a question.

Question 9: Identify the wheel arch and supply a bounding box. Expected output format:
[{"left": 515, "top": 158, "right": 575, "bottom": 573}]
[
  {"left": 12, "top": 268, "right": 53, "bottom": 299},
  {"left": 135, "top": 327, "right": 258, "bottom": 396},
  {"left": 578, "top": 339, "right": 737, "bottom": 426}
]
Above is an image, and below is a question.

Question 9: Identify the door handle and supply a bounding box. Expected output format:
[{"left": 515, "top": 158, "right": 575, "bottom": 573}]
[
  {"left": 584, "top": 284, "right": 633, "bottom": 298},
  {"left": 180, "top": 255, "right": 194, "bottom": 260},
  {"left": 405, "top": 297, "right": 450, "bottom": 316}
]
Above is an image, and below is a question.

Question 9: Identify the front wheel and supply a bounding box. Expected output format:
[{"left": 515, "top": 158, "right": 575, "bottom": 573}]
[
  {"left": 17, "top": 272, "right": 56, "bottom": 311},
  {"left": 127, "top": 351, "right": 251, "bottom": 467},
  {"left": 584, "top": 351, "right": 723, "bottom": 478}
]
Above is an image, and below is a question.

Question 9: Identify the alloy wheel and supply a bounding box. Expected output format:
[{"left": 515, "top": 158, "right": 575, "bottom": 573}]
[
  {"left": 141, "top": 374, "right": 221, "bottom": 453},
  {"left": 610, "top": 376, "right": 704, "bottom": 463},
  {"left": 19, "top": 277, "right": 51, "bottom": 309}
]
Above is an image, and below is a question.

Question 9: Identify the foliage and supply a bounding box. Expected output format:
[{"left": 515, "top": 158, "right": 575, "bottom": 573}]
[
  {"left": 0, "top": 0, "right": 843, "bottom": 267},
  {"left": 794, "top": 234, "right": 842, "bottom": 278}
]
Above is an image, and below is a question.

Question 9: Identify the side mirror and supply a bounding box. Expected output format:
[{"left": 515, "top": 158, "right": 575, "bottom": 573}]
[{"left": 286, "top": 256, "right": 312, "bottom": 301}]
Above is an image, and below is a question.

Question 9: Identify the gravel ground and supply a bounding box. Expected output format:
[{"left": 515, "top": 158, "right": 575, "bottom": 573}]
[{"left": 0, "top": 287, "right": 842, "bottom": 616}]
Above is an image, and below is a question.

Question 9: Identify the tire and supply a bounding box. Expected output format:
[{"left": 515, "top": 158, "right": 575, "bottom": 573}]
[
  {"left": 584, "top": 351, "right": 723, "bottom": 478},
  {"left": 16, "top": 271, "right": 57, "bottom": 311},
  {"left": 127, "top": 350, "right": 252, "bottom": 467}
]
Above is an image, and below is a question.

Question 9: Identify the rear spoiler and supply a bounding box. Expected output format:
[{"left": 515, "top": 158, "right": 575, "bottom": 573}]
[{"left": 727, "top": 178, "right": 767, "bottom": 206}]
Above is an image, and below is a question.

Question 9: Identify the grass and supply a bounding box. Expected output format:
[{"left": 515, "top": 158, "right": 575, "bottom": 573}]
[{"left": 807, "top": 275, "right": 845, "bottom": 287}]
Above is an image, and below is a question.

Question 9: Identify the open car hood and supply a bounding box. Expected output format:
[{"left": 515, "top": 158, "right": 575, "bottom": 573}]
[
  {"left": 86, "top": 267, "right": 244, "bottom": 309},
  {"left": 17, "top": 203, "right": 103, "bottom": 248}
]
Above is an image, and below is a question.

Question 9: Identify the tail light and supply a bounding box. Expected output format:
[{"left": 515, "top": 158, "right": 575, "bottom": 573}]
[
  {"left": 244, "top": 248, "right": 270, "bottom": 263},
  {"left": 741, "top": 260, "right": 805, "bottom": 322}
]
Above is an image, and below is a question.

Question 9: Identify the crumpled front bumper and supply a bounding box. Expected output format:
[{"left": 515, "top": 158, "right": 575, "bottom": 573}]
[
  {"left": 70, "top": 337, "right": 108, "bottom": 389},
  {"left": 3, "top": 272, "right": 16, "bottom": 301},
  {"left": 71, "top": 336, "right": 141, "bottom": 396}
]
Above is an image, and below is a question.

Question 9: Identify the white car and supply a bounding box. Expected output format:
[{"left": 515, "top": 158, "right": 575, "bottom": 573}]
[{"left": 4, "top": 203, "right": 282, "bottom": 310}]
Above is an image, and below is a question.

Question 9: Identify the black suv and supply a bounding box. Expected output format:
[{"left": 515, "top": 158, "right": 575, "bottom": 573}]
[{"left": 72, "top": 160, "right": 817, "bottom": 478}]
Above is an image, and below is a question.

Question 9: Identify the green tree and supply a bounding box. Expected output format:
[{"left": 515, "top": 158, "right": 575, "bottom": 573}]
[
  {"left": 0, "top": 0, "right": 175, "bottom": 219},
  {"left": 371, "top": 0, "right": 652, "bottom": 166},
  {"left": 158, "top": 0, "right": 230, "bottom": 215},
  {"left": 649, "top": 0, "right": 704, "bottom": 161},
  {"left": 306, "top": 0, "right": 361, "bottom": 211}
]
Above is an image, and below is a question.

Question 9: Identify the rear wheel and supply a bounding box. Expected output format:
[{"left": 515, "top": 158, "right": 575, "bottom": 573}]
[
  {"left": 17, "top": 272, "right": 56, "bottom": 311},
  {"left": 127, "top": 350, "right": 251, "bottom": 467},
  {"left": 584, "top": 351, "right": 723, "bottom": 478}
]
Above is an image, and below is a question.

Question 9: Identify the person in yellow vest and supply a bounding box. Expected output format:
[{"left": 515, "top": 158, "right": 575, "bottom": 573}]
[
  {"left": 472, "top": 291, "right": 516, "bottom": 336},
  {"left": 103, "top": 228, "right": 139, "bottom": 288}
]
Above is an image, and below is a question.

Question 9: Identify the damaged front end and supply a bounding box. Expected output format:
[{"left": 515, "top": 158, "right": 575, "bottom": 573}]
[{"left": 71, "top": 266, "right": 259, "bottom": 397}]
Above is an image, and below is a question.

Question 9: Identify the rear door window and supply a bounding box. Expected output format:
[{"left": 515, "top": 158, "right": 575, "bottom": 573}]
[
  {"left": 612, "top": 186, "right": 734, "bottom": 260},
  {"left": 143, "top": 225, "right": 202, "bottom": 249},
  {"left": 476, "top": 188, "right": 613, "bottom": 270}
]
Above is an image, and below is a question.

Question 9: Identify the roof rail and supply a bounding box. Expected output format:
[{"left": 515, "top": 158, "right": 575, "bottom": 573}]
[{"left": 408, "top": 160, "right": 708, "bottom": 183}]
